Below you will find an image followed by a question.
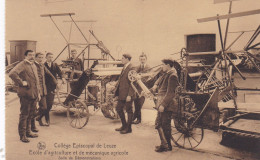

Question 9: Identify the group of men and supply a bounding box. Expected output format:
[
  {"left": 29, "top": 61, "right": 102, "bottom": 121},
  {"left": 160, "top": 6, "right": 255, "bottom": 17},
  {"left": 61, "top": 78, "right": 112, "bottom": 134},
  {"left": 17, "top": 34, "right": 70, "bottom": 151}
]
[
  {"left": 9, "top": 49, "right": 180, "bottom": 153},
  {"left": 9, "top": 50, "right": 66, "bottom": 143},
  {"left": 114, "top": 53, "right": 179, "bottom": 152}
]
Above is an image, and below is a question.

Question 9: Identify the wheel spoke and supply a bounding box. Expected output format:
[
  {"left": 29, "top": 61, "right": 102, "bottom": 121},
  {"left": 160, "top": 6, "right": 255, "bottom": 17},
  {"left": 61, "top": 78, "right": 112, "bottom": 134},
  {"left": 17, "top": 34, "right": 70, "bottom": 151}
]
[
  {"left": 188, "top": 137, "right": 193, "bottom": 148},
  {"left": 78, "top": 116, "right": 81, "bottom": 127},
  {"left": 78, "top": 108, "right": 85, "bottom": 127},
  {"left": 67, "top": 101, "right": 89, "bottom": 129},
  {"left": 74, "top": 117, "right": 78, "bottom": 127},
  {"left": 172, "top": 131, "right": 180, "bottom": 135},
  {"left": 183, "top": 136, "right": 186, "bottom": 147},
  {"left": 70, "top": 117, "right": 75, "bottom": 125},
  {"left": 80, "top": 108, "right": 85, "bottom": 118},
  {"left": 80, "top": 116, "right": 85, "bottom": 124},
  {"left": 176, "top": 133, "right": 183, "bottom": 142},
  {"left": 190, "top": 135, "right": 199, "bottom": 143},
  {"left": 81, "top": 113, "right": 86, "bottom": 118}
]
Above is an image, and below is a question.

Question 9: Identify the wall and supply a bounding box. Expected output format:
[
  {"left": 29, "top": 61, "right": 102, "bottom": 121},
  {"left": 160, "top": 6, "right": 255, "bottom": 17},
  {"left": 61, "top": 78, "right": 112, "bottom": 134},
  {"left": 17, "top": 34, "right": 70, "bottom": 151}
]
[{"left": 5, "top": 0, "right": 260, "bottom": 65}]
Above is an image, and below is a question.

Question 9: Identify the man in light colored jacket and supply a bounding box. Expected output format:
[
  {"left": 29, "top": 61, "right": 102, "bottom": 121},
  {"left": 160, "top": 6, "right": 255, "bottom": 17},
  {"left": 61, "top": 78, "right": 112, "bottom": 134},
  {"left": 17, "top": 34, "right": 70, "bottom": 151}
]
[{"left": 9, "top": 50, "right": 39, "bottom": 143}]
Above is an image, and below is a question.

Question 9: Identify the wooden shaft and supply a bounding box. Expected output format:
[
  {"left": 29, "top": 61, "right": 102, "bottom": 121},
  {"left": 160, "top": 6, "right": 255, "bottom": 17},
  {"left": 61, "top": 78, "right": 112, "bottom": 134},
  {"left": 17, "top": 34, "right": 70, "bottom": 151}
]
[
  {"left": 40, "top": 13, "right": 75, "bottom": 17},
  {"left": 244, "top": 25, "right": 260, "bottom": 50},
  {"left": 98, "top": 61, "right": 122, "bottom": 65},
  {"left": 53, "top": 45, "right": 68, "bottom": 62},
  {"left": 226, "top": 32, "right": 245, "bottom": 50},
  {"left": 197, "top": 9, "right": 260, "bottom": 23},
  {"left": 223, "top": 1, "right": 232, "bottom": 50},
  {"left": 136, "top": 80, "right": 151, "bottom": 95},
  {"left": 69, "top": 15, "right": 89, "bottom": 44}
]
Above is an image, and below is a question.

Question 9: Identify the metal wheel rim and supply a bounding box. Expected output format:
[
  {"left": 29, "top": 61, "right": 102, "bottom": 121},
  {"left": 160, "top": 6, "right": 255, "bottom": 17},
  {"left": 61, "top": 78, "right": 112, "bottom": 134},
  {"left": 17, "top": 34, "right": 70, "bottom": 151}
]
[
  {"left": 67, "top": 100, "right": 90, "bottom": 129},
  {"left": 171, "top": 118, "right": 204, "bottom": 149}
]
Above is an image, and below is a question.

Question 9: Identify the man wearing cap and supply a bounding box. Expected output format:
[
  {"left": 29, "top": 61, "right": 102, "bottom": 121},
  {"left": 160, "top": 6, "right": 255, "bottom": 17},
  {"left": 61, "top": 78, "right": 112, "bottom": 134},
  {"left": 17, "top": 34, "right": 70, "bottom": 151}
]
[
  {"left": 9, "top": 50, "right": 39, "bottom": 143},
  {"left": 132, "top": 53, "right": 150, "bottom": 124},
  {"left": 150, "top": 59, "right": 179, "bottom": 152},
  {"left": 114, "top": 54, "right": 135, "bottom": 134}
]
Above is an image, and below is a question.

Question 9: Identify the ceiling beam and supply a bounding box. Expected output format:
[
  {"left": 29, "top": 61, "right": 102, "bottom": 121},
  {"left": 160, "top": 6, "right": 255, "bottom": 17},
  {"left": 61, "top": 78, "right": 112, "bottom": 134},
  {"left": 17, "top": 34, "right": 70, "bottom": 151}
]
[
  {"left": 214, "top": 0, "right": 239, "bottom": 4},
  {"left": 197, "top": 9, "right": 260, "bottom": 23},
  {"left": 40, "top": 13, "right": 75, "bottom": 17}
]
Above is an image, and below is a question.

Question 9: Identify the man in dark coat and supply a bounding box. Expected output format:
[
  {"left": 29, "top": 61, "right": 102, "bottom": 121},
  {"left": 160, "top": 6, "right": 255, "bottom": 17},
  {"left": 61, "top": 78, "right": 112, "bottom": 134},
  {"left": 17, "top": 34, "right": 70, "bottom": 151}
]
[
  {"left": 68, "top": 49, "right": 83, "bottom": 79},
  {"left": 34, "top": 53, "right": 58, "bottom": 126},
  {"left": 114, "top": 54, "right": 135, "bottom": 134},
  {"left": 132, "top": 53, "right": 150, "bottom": 124},
  {"left": 67, "top": 49, "right": 84, "bottom": 92},
  {"left": 9, "top": 50, "right": 40, "bottom": 143},
  {"left": 151, "top": 59, "right": 179, "bottom": 152},
  {"left": 44, "top": 52, "right": 66, "bottom": 125}
]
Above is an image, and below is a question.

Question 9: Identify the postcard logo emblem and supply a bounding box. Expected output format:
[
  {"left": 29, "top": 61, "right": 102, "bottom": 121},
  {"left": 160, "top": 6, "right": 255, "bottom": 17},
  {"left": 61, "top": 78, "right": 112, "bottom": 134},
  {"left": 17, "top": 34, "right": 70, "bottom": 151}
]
[{"left": 37, "top": 141, "right": 46, "bottom": 150}]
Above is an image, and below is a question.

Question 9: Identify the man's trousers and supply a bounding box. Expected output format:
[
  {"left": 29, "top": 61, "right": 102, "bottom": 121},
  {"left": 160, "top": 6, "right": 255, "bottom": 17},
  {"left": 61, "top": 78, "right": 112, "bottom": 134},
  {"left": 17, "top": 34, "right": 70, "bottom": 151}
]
[
  {"left": 38, "top": 95, "right": 47, "bottom": 118},
  {"left": 116, "top": 100, "right": 133, "bottom": 116},
  {"left": 116, "top": 100, "right": 133, "bottom": 129},
  {"left": 155, "top": 111, "right": 173, "bottom": 147},
  {"left": 46, "top": 91, "right": 55, "bottom": 112},
  {"left": 133, "top": 96, "right": 145, "bottom": 121},
  {"left": 18, "top": 97, "right": 37, "bottom": 137}
]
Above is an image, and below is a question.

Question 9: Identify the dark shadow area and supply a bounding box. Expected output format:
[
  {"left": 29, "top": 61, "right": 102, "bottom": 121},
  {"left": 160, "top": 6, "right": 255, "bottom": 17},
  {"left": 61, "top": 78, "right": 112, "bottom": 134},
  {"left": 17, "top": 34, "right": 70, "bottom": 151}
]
[
  {"left": 220, "top": 132, "right": 260, "bottom": 158},
  {"left": 52, "top": 110, "right": 67, "bottom": 117}
]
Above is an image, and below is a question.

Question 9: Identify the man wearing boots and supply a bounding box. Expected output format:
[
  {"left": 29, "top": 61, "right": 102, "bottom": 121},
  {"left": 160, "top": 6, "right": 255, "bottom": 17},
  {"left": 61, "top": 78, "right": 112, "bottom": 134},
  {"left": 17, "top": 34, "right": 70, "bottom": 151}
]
[
  {"left": 34, "top": 52, "right": 57, "bottom": 127},
  {"left": 114, "top": 54, "right": 135, "bottom": 134},
  {"left": 9, "top": 50, "right": 39, "bottom": 143},
  {"left": 132, "top": 53, "right": 150, "bottom": 124},
  {"left": 44, "top": 52, "right": 66, "bottom": 126},
  {"left": 151, "top": 59, "right": 179, "bottom": 152}
]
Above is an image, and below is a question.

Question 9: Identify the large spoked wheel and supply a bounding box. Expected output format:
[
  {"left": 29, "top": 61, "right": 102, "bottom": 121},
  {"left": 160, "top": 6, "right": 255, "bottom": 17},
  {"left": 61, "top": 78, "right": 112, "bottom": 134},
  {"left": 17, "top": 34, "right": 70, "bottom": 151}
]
[
  {"left": 67, "top": 100, "right": 90, "bottom": 129},
  {"left": 171, "top": 116, "right": 204, "bottom": 149}
]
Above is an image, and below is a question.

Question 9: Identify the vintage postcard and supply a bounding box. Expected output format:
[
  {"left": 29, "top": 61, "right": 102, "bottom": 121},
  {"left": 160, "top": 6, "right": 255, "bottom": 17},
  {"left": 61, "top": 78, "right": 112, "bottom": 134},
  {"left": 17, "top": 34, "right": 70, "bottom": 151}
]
[{"left": 3, "top": 0, "right": 260, "bottom": 160}]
